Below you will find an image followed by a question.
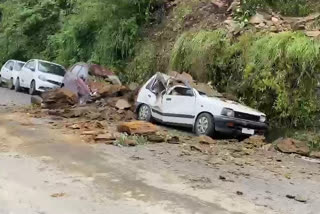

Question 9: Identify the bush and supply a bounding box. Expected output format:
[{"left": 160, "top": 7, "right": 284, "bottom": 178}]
[
  {"left": 122, "top": 41, "right": 157, "bottom": 84},
  {"left": 171, "top": 30, "right": 242, "bottom": 90},
  {"left": 171, "top": 31, "right": 320, "bottom": 127}
]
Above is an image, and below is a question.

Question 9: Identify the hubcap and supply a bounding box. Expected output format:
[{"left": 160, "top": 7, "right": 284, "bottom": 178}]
[
  {"left": 139, "top": 105, "right": 149, "bottom": 120},
  {"left": 197, "top": 117, "right": 209, "bottom": 134}
]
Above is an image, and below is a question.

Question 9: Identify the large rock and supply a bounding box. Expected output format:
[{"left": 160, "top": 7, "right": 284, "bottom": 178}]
[
  {"left": 275, "top": 138, "right": 310, "bottom": 156},
  {"left": 310, "top": 151, "right": 320, "bottom": 159},
  {"left": 89, "top": 82, "right": 129, "bottom": 98},
  {"left": 250, "top": 13, "right": 266, "bottom": 24},
  {"left": 42, "top": 88, "right": 78, "bottom": 109},
  {"left": 117, "top": 121, "right": 158, "bottom": 135}
]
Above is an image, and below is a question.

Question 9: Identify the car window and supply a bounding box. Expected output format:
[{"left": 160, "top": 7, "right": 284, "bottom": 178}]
[
  {"left": 71, "top": 65, "right": 82, "bottom": 75},
  {"left": 14, "top": 62, "right": 25, "bottom": 71},
  {"left": 169, "top": 87, "right": 194, "bottom": 97},
  {"left": 25, "top": 60, "right": 35, "bottom": 71},
  {"left": 38, "top": 61, "right": 66, "bottom": 77},
  {"left": 5, "top": 61, "right": 13, "bottom": 69}
]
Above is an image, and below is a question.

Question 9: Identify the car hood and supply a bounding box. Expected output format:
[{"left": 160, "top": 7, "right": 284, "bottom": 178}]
[{"left": 205, "top": 96, "right": 265, "bottom": 116}]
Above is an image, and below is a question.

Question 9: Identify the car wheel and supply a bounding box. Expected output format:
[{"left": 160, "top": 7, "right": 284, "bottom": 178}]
[
  {"left": 15, "top": 78, "right": 21, "bottom": 92},
  {"left": 195, "top": 113, "right": 215, "bottom": 136},
  {"left": 138, "top": 104, "right": 152, "bottom": 122},
  {"left": 29, "top": 80, "right": 36, "bottom": 95},
  {"left": 8, "top": 78, "right": 14, "bottom": 90}
]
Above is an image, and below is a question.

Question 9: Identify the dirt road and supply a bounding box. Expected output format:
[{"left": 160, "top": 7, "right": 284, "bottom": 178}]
[
  {"left": 0, "top": 89, "right": 319, "bottom": 214},
  {"left": 0, "top": 109, "right": 279, "bottom": 214}
]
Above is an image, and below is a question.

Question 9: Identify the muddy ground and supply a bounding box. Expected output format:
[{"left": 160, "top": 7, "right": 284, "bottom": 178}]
[{"left": 0, "top": 103, "right": 319, "bottom": 214}]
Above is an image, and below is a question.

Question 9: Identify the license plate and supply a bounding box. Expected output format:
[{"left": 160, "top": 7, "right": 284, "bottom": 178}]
[{"left": 242, "top": 128, "right": 255, "bottom": 135}]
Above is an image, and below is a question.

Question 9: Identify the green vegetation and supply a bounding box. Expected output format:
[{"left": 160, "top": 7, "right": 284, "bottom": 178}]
[
  {"left": 0, "top": 0, "right": 161, "bottom": 67},
  {"left": 171, "top": 30, "right": 320, "bottom": 128}
]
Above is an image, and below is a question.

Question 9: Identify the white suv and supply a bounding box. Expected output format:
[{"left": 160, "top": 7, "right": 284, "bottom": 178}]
[
  {"left": 136, "top": 73, "right": 268, "bottom": 137},
  {"left": 0, "top": 60, "right": 25, "bottom": 89},
  {"left": 17, "top": 59, "right": 66, "bottom": 94}
]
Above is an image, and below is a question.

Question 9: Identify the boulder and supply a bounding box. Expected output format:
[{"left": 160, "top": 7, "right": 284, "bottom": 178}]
[
  {"left": 31, "top": 96, "right": 43, "bottom": 106},
  {"left": 275, "top": 138, "right": 310, "bottom": 156},
  {"left": 89, "top": 82, "right": 129, "bottom": 98},
  {"left": 250, "top": 13, "right": 266, "bottom": 24},
  {"left": 310, "top": 151, "right": 320, "bottom": 159},
  {"left": 117, "top": 121, "right": 158, "bottom": 135},
  {"left": 305, "top": 31, "right": 320, "bottom": 38},
  {"left": 115, "top": 99, "right": 132, "bottom": 110},
  {"left": 42, "top": 88, "right": 78, "bottom": 109}
]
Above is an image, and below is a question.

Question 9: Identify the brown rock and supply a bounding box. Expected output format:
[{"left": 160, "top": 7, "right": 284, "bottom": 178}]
[
  {"left": 310, "top": 151, "right": 320, "bottom": 159},
  {"left": 243, "top": 135, "right": 266, "bottom": 149},
  {"left": 115, "top": 99, "right": 132, "bottom": 110},
  {"left": 276, "top": 138, "right": 310, "bottom": 156},
  {"left": 117, "top": 121, "right": 158, "bottom": 135},
  {"left": 250, "top": 13, "right": 266, "bottom": 24},
  {"left": 147, "top": 134, "right": 166, "bottom": 143},
  {"left": 305, "top": 31, "right": 320, "bottom": 38},
  {"left": 198, "top": 136, "right": 216, "bottom": 145},
  {"left": 124, "top": 139, "right": 137, "bottom": 147},
  {"left": 89, "top": 82, "right": 129, "bottom": 98},
  {"left": 42, "top": 88, "right": 78, "bottom": 109},
  {"left": 81, "top": 131, "right": 101, "bottom": 136},
  {"left": 167, "top": 136, "right": 180, "bottom": 144},
  {"left": 271, "top": 17, "right": 279, "bottom": 23}
]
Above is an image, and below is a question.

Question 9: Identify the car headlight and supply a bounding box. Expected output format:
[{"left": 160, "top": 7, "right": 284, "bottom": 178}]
[
  {"left": 260, "top": 115, "right": 266, "bottom": 123},
  {"left": 38, "top": 75, "right": 47, "bottom": 81},
  {"left": 221, "top": 108, "right": 235, "bottom": 117}
]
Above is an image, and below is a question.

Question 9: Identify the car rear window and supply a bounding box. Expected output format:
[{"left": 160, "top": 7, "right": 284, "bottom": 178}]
[
  {"left": 14, "top": 62, "right": 25, "bottom": 71},
  {"left": 39, "top": 62, "right": 66, "bottom": 77}
]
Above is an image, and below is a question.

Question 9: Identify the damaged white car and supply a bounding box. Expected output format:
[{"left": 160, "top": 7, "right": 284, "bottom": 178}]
[{"left": 136, "top": 73, "right": 268, "bottom": 137}]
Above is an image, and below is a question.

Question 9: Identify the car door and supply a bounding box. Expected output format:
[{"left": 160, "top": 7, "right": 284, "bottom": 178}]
[
  {"left": 145, "top": 76, "right": 167, "bottom": 121},
  {"left": 20, "top": 60, "right": 36, "bottom": 88},
  {"left": 162, "top": 86, "right": 196, "bottom": 125}
]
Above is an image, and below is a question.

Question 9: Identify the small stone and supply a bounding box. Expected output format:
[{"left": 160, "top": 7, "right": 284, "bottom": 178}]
[
  {"left": 236, "top": 191, "right": 243, "bottom": 196},
  {"left": 294, "top": 195, "right": 307, "bottom": 203},
  {"left": 198, "top": 135, "right": 216, "bottom": 145},
  {"left": 167, "top": 136, "right": 180, "bottom": 144},
  {"left": 286, "top": 194, "right": 295, "bottom": 199}
]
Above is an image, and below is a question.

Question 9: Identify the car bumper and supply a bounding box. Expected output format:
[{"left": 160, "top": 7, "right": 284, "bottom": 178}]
[
  {"left": 36, "top": 80, "right": 61, "bottom": 92},
  {"left": 215, "top": 116, "right": 268, "bottom": 136}
]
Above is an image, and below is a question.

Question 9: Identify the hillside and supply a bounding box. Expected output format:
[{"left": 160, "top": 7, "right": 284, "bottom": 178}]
[{"left": 1, "top": 0, "right": 320, "bottom": 129}]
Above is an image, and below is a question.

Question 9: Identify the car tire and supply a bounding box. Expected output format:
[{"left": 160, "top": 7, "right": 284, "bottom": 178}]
[
  {"left": 15, "top": 78, "right": 21, "bottom": 92},
  {"left": 195, "top": 113, "right": 215, "bottom": 136},
  {"left": 8, "top": 78, "right": 14, "bottom": 90},
  {"left": 138, "top": 104, "right": 152, "bottom": 122},
  {"left": 29, "top": 80, "right": 36, "bottom": 95}
]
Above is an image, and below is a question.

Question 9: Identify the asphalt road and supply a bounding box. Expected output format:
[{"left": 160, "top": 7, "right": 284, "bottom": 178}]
[{"left": 0, "top": 86, "right": 31, "bottom": 106}]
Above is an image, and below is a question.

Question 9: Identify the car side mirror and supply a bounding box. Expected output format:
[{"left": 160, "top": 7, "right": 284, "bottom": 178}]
[
  {"left": 30, "top": 67, "right": 35, "bottom": 72},
  {"left": 9, "top": 66, "right": 13, "bottom": 71}
]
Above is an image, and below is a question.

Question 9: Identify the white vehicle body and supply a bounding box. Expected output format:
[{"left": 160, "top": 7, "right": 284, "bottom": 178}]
[
  {"left": 136, "top": 73, "right": 268, "bottom": 137},
  {"left": 18, "top": 59, "right": 66, "bottom": 94},
  {"left": 0, "top": 60, "right": 25, "bottom": 88}
]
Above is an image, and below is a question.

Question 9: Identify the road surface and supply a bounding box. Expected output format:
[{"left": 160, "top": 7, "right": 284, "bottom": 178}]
[
  {"left": 0, "top": 87, "right": 31, "bottom": 106},
  {"left": 0, "top": 87, "right": 318, "bottom": 214}
]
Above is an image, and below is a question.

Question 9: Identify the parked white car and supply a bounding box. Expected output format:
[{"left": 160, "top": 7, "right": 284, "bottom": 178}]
[
  {"left": 0, "top": 60, "right": 25, "bottom": 89},
  {"left": 17, "top": 59, "right": 66, "bottom": 94},
  {"left": 136, "top": 73, "right": 268, "bottom": 137}
]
